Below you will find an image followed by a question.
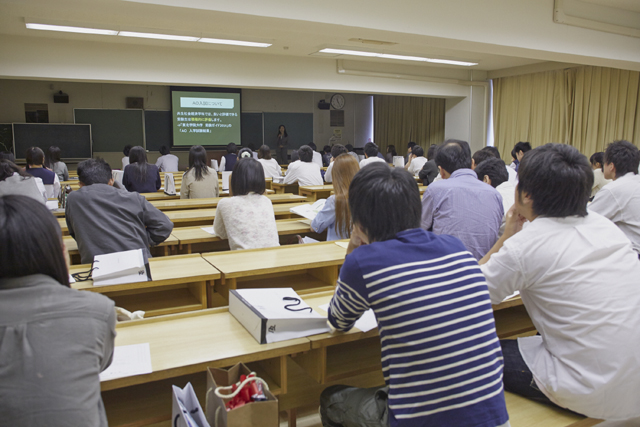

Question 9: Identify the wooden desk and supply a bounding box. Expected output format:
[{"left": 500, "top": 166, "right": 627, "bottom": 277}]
[
  {"left": 150, "top": 193, "right": 307, "bottom": 211},
  {"left": 142, "top": 192, "right": 180, "bottom": 201},
  {"left": 163, "top": 202, "right": 308, "bottom": 228},
  {"left": 298, "top": 185, "right": 333, "bottom": 202},
  {"left": 70, "top": 254, "right": 220, "bottom": 317},
  {"left": 272, "top": 182, "right": 299, "bottom": 194},
  {"left": 63, "top": 234, "right": 179, "bottom": 263}
]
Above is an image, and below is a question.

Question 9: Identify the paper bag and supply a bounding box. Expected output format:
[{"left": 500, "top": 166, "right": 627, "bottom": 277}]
[
  {"left": 173, "top": 382, "right": 211, "bottom": 427},
  {"left": 206, "top": 363, "right": 278, "bottom": 427},
  {"left": 92, "top": 249, "right": 151, "bottom": 286},
  {"left": 211, "top": 159, "right": 219, "bottom": 171},
  {"left": 165, "top": 173, "right": 176, "bottom": 195},
  {"left": 393, "top": 156, "right": 405, "bottom": 168},
  {"left": 221, "top": 171, "right": 232, "bottom": 192}
]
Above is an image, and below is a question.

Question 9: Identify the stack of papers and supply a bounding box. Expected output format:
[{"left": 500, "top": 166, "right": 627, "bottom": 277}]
[
  {"left": 99, "top": 343, "right": 152, "bottom": 382},
  {"left": 290, "top": 199, "right": 326, "bottom": 220}
]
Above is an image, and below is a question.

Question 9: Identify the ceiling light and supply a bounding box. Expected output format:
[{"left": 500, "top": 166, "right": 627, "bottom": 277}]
[
  {"left": 199, "top": 38, "right": 271, "bottom": 48},
  {"left": 118, "top": 31, "right": 199, "bottom": 42},
  {"left": 319, "top": 48, "right": 477, "bottom": 66},
  {"left": 25, "top": 23, "right": 118, "bottom": 36}
]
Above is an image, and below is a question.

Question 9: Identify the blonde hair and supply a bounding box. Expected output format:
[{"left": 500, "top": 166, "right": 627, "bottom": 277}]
[{"left": 332, "top": 154, "right": 360, "bottom": 238}]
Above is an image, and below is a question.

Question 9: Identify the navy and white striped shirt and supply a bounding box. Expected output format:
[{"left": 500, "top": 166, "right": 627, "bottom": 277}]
[{"left": 328, "top": 228, "right": 508, "bottom": 427}]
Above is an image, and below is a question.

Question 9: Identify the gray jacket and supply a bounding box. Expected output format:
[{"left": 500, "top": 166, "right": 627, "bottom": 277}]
[{"left": 66, "top": 183, "right": 173, "bottom": 264}]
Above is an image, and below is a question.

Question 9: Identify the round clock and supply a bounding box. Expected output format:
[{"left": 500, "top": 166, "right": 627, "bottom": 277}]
[{"left": 330, "top": 93, "right": 345, "bottom": 110}]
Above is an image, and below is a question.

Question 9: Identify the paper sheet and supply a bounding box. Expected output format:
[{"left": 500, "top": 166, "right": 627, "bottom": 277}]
[
  {"left": 318, "top": 303, "right": 378, "bottom": 333},
  {"left": 68, "top": 275, "right": 75, "bottom": 283},
  {"left": 46, "top": 200, "right": 59, "bottom": 210},
  {"left": 100, "top": 343, "right": 152, "bottom": 382},
  {"left": 502, "top": 290, "right": 520, "bottom": 302},
  {"left": 334, "top": 241, "right": 349, "bottom": 249},
  {"left": 201, "top": 227, "right": 216, "bottom": 236},
  {"left": 297, "top": 219, "right": 312, "bottom": 225},
  {"left": 301, "top": 236, "right": 319, "bottom": 244}
]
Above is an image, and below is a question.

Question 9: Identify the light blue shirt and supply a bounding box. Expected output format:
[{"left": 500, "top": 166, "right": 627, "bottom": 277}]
[{"left": 311, "top": 196, "right": 348, "bottom": 241}]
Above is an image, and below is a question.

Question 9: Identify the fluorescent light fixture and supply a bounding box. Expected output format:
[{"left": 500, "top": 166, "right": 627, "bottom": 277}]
[
  {"left": 118, "top": 31, "right": 199, "bottom": 42},
  {"left": 319, "top": 48, "right": 477, "bottom": 66},
  {"left": 199, "top": 38, "right": 271, "bottom": 48},
  {"left": 25, "top": 23, "right": 117, "bottom": 36}
]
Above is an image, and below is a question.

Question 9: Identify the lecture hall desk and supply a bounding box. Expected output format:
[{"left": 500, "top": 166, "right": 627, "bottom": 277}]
[
  {"left": 271, "top": 182, "right": 299, "bottom": 194},
  {"left": 298, "top": 185, "right": 334, "bottom": 202},
  {"left": 149, "top": 193, "right": 306, "bottom": 211}
]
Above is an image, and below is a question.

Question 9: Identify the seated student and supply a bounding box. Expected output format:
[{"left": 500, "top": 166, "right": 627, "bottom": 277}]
[
  {"left": 479, "top": 143, "right": 640, "bottom": 420},
  {"left": 475, "top": 158, "right": 514, "bottom": 235},
  {"left": 237, "top": 147, "right": 253, "bottom": 160},
  {"left": 45, "top": 146, "right": 69, "bottom": 182},
  {"left": 0, "top": 159, "right": 46, "bottom": 203},
  {"left": 384, "top": 144, "right": 397, "bottom": 164},
  {"left": 512, "top": 141, "right": 531, "bottom": 172},
  {"left": 589, "top": 151, "right": 611, "bottom": 198},
  {"left": 589, "top": 140, "right": 640, "bottom": 254},
  {"left": 25, "top": 146, "right": 60, "bottom": 198},
  {"left": 308, "top": 142, "right": 324, "bottom": 169},
  {"left": 66, "top": 158, "right": 173, "bottom": 264},
  {"left": 323, "top": 144, "right": 348, "bottom": 183},
  {"left": 290, "top": 149, "right": 299, "bottom": 162},
  {"left": 406, "top": 145, "right": 428, "bottom": 176},
  {"left": 213, "top": 158, "right": 279, "bottom": 250},
  {"left": 283, "top": 145, "right": 323, "bottom": 186},
  {"left": 418, "top": 144, "right": 440, "bottom": 185},
  {"left": 155, "top": 145, "right": 179, "bottom": 172},
  {"left": 257, "top": 144, "right": 283, "bottom": 179},
  {"left": 219, "top": 142, "right": 238, "bottom": 172},
  {"left": 311, "top": 154, "right": 359, "bottom": 240},
  {"left": 123, "top": 146, "right": 162, "bottom": 193},
  {"left": 405, "top": 141, "right": 416, "bottom": 165},
  {"left": 321, "top": 163, "right": 509, "bottom": 427},
  {"left": 344, "top": 143, "right": 359, "bottom": 162},
  {"left": 322, "top": 145, "right": 332, "bottom": 167},
  {"left": 180, "top": 145, "right": 219, "bottom": 199},
  {"left": 0, "top": 195, "right": 116, "bottom": 427},
  {"left": 422, "top": 139, "right": 503, "bottom": 260},
  {"left": 359, "top": 142, "right": 387, "bottom": 168},
  {"left": 122, "top": 144, "right": 132, "bottom": 170},
  {"left": 480, "top": 146, "right": 517, "bottom": 185}
]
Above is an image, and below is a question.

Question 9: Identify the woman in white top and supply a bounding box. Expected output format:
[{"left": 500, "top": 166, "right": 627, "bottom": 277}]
[
  {"left": 213, "top": 158, "right": 279, "bottom": 251},
  {"left": 257, "top": 145, "right": 283, "bottom": 179},
  {"left": 181, "top": 145, "right": 219, "bottom": 199},
  {"left": 0, "top": 159, "right": 46, "bottom": 203},
  {"left": 155, "top": 146, "right": 180, "bottom": 172},
  {"left": 44, "top": 146, "right": 69, "bottom": 182}
]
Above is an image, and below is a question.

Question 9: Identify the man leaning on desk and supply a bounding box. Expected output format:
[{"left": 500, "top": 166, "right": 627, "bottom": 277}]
[{"left": 66, "top": 158, "right": 173, "bottom": 264}]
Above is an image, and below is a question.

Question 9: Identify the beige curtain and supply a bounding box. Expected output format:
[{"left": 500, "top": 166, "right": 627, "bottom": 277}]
[
  {"left": 373, "top": 95, "right": 445, "bottom": 156},
  {"left": 493, "top": 65, "right": 640, "bottom": 159}
]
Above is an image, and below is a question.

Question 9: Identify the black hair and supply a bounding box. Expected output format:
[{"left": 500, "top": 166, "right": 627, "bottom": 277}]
[
  {"left": 0, "top": 152, "right": 15, "bottom": 162},
  {"left": 434, "top": 139, "right": 471, "bottom": 174},
  {"left": 0, "top": 159, "right": 31, "bottom": 181},
  {"left": 474, "top": 158, "right": 508, "bottom": 188},
  {"left": 331, "top": 144, "right": 347, "bottom": 159},
  {"left": 408, "top": 141, "right": 416, "bottom": 149},
  {"left": 349, "top": 163, "right": 421, "bottom": 242},
  {"left": 364, "top": 142, "right": 379, "bottom": 158},
  {"left": 44, "top": 146, "right": 62, "bottom": 169},
  {"left": 472, "top": 149, "right": 496, "bottom": 168},
  {"left": 308, "top": 142, "right": 317, "bottom": 151},
  {"left": 188, "top": 145, "right": 210, "bottom": 181},
  {"left": 604, "top": 140, "right": 639, "bottom": 178},
  {"left": 247, "top": 142, "right": 257, "bottom": 151},
  {"left": 226, "top": 142, "right": 238, "bottom": 154},
  {"left": 412, "top": 146, "right": 424, "bottom": 157},
  {"left": 426, "top": 144, "right": 439, "bottom": 160},
  {"left": 386, "top": 145, "right": 397, "bottom": 157},
  {"left": 123, "top": 145, "right": 132, "bottom": 156},
  {"left": 258, "top": 145, "right": 272, "bottom": 160},
  {"left": 231, "top": 158, "right": 265, "bottom": 196},
  {"left": 77, "top": 158, "right": 112, "bottom": 185},
  {"left": 128, "top": 146, "right": 149, "bottom": 183},
  {"left": 514, "top": 141, "right": 532, "bottom": 155},
  {"left": 482, "top": 146, "right": 502, "bottom": 160},
  {"left": 345, "top": 144, "right": 354, "bottom": 152},
  {"left": 298, "top": 145, "right": 313, "bottom": 163},
  {"left": 510, "top": 148, "right": 518, "bottom": 161},
  {"left": 26, "top": 146, "right": 45, "bottom": 166},
  {"left": 159, "top": 145, "right": 170, "bottom": 156},
  {"left": 277, "top": 125, "right": 288, "bottom": 138},
  {"left": 0, "top": 195, "right": 69, "bottom": 286},
  {"left": 518, "top": 143, "right": 592, "bottom": 217},
  {"left": 589, "top": 152, "right": 604, "bottom": 171},
  {"left": 323, "top": 145, "right": 331, "bottom": 154}
]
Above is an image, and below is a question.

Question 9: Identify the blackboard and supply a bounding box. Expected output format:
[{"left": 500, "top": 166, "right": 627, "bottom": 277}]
[
  {"left": 0, "top": 124, "right": 12, "bottom": 154},
  {"left": 145, "top": 110, "right": 172, "bottom": 152},
  {"left": 74, "top": 109, "right": 144, "bottom": 152},
  {"left": 241, "top": 113, "right": 263, "bottom": 149},
  {"left": 12, "top": 123, "right": 92, "bottom": 160},
  {"left": 263, "top": 112, "right": 314, "bottom": 150}
]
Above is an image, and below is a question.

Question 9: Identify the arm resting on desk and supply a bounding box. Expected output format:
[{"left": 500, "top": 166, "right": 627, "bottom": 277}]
[{"left": 328, "top": 254, "right": 370, "bottom": 332}]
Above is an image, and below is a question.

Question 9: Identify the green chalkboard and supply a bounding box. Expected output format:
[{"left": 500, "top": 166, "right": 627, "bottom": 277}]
[
  {"left": 13, "top": 123, "right": 92, "bottom": 160},
  {"left": 241, "top": 113, "right": 263, "bottom": 149},
  {"left": 263, "top": 112, "right": 313, "bottom": 150},
  {"left": 0, "top": 124, "right": 12, "bottom": 153},
  {"left": 74, "top": 109, "right": 144, "bottom": 152},
  {"left": 145, "top": 110, "right": 172, "bottom": 152}
]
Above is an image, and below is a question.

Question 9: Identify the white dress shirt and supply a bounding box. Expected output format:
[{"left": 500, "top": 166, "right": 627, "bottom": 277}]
[
  {"left": 257, "top": 158, "right": 282, "bottom": 179},
  {"left": 323, "top": 161, "right": 334, "bottom": 183},
  {"left": 590, "top": 168, "right": 611, "bottom": 198},
  {"left": 407, "top": 156, "right": 428, "bottom": 176},
  {"left": 589, "top": 172, "right": 640, "bottom": 253},
  {"left": 283, "top": 160, "right": 323, "bottom": 186},
  {"left": 506, "top": 166, "right": 517, "bottom": 186},
  {"left": 481, "top": 213, "right": 640, "bottom": 419},
  {"left": 495, "top": 181, "right": 515, "bottom": 236},
  {"left": 155, "top": 154, "right": 179, "bottom": 172},
  {"left": 359, "top": 156, "right": 387, "bottom": 168},
  {"left": 312, "top": 151, "right": 323, "bottom": 169},
  {"left": 121, "top": 156, "right": 129, "bottom": 170}
]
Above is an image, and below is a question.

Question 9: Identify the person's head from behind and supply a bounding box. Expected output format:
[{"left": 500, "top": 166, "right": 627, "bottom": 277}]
[
  {"left": 590, "top": 152, "right": 605, "bottom": 171},
  {"left": 188, "top": 145, "right": 210, "bottom": 181},
  {"left": 474, "top": 158, "right": 508, "bottom": 188},
  {"left": 482, "top": 146, "right": 502, "bottom": 160},
  {"left": 0, "top": 159, "right": 29, "bottom": 182},
  {"left": 298, "top": 145, "right": 313, "bottom": 163},
  {"left": 514, "top": 141, "right": 532, "bottom": 162},
  {"left": 231, "top": 158, "right": 265, "bottom": 196},
  {"left": 517, "top": 143, "right": 592, "bottom": 220},
  {"left": 129, "top": 146, "right": 147, "bottom": 164},
  {"left": 407, "top": 141, "right": 416, "bottom": 154},
  {"left": 330, "top": 144, "right": 347, "bottom": 160},
  {"left": 77, "top": 158, "right": 113, "bottom": 186},
  {"left": 123, "top": 145, "right": 132, "bottom": 157},
  {"left": 0, "top": 195, "right": 69, "bottom": 286},
  {"left": 387, "top": 145, "right": 397, "bottom": 157},
  {"left": 323, "top": 145, "right": 331, "bottom": 155},
  {"left": 258, "top": 145, "right": 272, "bottom": 160},
  {"left": 45, "top": 146, "right": 62, "bottom": 169},
  {"left": 308, "top": 142, "right": 317, "bottom": 152},
  {"left": 364, "top": 142, "right": 379, "bottom": 158},
  {"left": 159, "top": 145, "right": 170, "bottom": 156},
  {"left": 349, "top": 163, "right": 421, "bottom": 243},
  {"left": 238, "top": 147, "right": 253, "bottom": 160},
  {"left": 332, "top": 154, "right": 361, "bottom": 238},
  {"left": 471, "top": 148, "right": 496, "bottom": 170},
  {"left": 427, "top": 144, "right": 439, "bottom": 160},
  {"left": 26, "top": 147, "right": 45, "bottom": 167},
  {"left": 411, "top": 146, "right": 424, "bottom": 158},
  {"left": 434, "top": 139, "right": 471, "bottom": 177},
  {"left": 226, "top": 142, "right": 238, "bottom": 154},
  {"left": 603, "top": 140, "right": 639, "bottom": 180},
  {"left": 0, "top": 152, "right": 15, "bottom": 162},
  {"left": 345, "top": 144, "right": 354, "bottom": 153}
]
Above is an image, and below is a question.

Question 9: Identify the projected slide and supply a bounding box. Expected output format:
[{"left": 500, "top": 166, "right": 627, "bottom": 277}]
[{"left": 171, "top": 90, "right": 241, "bottom": 146}]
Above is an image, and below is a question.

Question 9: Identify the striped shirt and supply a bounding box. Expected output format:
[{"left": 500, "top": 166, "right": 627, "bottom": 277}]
[{"left": 328, "top": 228, "right": 508, "bottom": 427}]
